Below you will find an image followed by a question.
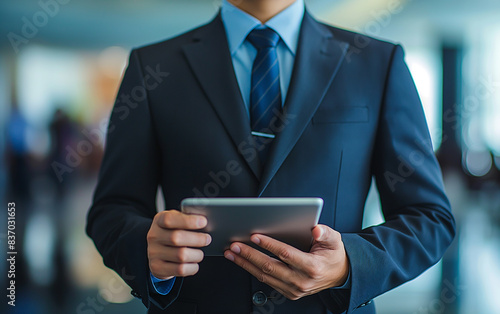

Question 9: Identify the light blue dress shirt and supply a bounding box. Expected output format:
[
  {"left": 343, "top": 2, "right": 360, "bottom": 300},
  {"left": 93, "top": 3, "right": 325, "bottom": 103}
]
[
  {"left": 221, "top": 0, "right": 304, "bottom": 110},
  {"left": 151, "top": 0, "right": 350, "bottom": 295}
]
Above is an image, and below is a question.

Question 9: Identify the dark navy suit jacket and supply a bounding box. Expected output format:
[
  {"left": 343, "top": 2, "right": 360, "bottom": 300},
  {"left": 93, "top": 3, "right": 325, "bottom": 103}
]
[{"left": 87, "top": 11, "right": 455, "bottom": 314}]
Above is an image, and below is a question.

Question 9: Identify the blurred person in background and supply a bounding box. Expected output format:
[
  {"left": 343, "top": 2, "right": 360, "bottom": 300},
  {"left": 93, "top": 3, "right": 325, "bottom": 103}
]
[
  {"left": 87, "top": 0, "right": 456, "bottom": 313},
  {"left": 4, "top": 105, "right": 81, "bottom": 313},
  {"left": 5, "top": 104, "right": 31, "bottom": 293},
  {"left": 6, "top": 105, "right": 30, "bottom": 202}
]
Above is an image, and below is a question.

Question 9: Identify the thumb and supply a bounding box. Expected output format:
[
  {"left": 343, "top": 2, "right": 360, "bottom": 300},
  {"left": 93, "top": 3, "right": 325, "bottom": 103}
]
[{"left": 312, "top": 225, "right": 343, "bottom": 250}]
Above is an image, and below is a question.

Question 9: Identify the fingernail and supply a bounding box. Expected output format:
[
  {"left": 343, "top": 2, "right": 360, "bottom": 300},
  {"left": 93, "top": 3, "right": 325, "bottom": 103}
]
[
  {"left": 198, "top": 217, "right": 207, "bottom": 228},
  {"left": 230, "top": 244, "right": 241, "bottom": 254},
  {"left": 251, "top": 236, "right": 260, "bottom": 244},
  {"left": 206, "top": 234, "right": 212, "bottom": 246},
  {"left": 318, "top": 226, "right": 324, "bottom": 240},
  {"left": 224, "top": 252, "right": 234, "bottom": 261}
]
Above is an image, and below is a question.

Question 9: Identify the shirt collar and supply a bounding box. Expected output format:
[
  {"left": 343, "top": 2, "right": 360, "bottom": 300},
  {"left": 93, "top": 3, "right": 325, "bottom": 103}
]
[{"left": 221, "top": 0, "right": 305, "bottom": 56}]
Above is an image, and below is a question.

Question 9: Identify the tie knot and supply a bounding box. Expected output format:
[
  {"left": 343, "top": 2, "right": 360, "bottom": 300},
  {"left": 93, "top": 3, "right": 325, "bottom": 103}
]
[{"left": 247, "top": 28, "right": 280, "bottom": 49}]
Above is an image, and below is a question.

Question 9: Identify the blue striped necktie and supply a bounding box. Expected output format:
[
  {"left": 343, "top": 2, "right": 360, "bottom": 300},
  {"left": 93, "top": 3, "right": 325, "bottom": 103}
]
[{"left": 247, "top": 27, "right": 282, "bottom": 164}]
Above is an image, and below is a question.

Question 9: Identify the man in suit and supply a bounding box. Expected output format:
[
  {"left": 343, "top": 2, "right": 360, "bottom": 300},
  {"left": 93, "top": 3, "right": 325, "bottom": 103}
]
[{"left": 86, "top": 0, "right": 456, "bottom": 313}]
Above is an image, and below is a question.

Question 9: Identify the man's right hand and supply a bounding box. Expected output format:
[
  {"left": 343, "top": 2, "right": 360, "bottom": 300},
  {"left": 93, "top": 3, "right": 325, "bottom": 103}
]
[{"left": 147, "top": 210, "right": 211, "bottom": 280}]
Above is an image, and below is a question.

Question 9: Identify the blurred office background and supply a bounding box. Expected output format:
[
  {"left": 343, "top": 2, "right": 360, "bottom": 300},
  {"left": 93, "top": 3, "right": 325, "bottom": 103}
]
[{"left": 1, "top": 0, "right": 499, "bottom": 313}]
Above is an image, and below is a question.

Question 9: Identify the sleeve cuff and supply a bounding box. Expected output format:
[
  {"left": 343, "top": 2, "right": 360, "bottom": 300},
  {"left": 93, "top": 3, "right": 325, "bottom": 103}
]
[
  {"left": 150, "top": 273, "right": 176, "bottom": 295},
  {"left": 331, "top": 267, "right": 351, "bottom": 289}
]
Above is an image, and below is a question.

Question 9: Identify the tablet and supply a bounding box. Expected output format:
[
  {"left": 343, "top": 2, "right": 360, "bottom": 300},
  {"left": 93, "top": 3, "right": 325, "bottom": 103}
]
[{"left": 181, "top": 197, "right": 323, "bottom": 256}]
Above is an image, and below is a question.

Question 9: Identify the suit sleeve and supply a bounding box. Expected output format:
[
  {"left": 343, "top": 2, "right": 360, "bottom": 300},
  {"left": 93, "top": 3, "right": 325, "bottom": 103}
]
[
  {"left": 86, "top": 49, "right": 183, "bottom": 310},
  {"left": 325, "top": 45, "right": 456, "bottom": 313}
]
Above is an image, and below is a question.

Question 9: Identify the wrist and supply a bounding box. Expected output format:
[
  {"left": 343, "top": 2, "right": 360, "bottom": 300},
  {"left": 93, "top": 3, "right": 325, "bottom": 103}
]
[{"left": 335, "top": 250, "right": 350, "bottom": 287}]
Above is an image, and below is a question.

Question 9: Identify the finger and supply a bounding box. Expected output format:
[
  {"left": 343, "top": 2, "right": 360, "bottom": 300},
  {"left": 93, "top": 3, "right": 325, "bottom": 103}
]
[
  {"left": 158, "top": 229, "right": 211, "bottom": 248},
  {"left": 311, "top": 225, "right": 343, "bottom": 250},
  {"left": 224, "top": 249, "right": 300, "bottom": 299},
  {"left": 226, "top": 242, "right": 295, "bottom": 284},
  {"left": 151, "top": 246, "right": 204, "bottom": 264},
  {"left": 156, "top": 210, "right": 207, "bottom": 230},
  {"left": 150, "top": 260, "right": 200, "bottom": 278},
  {"left": 250, "top": 234, "right": 312, "bottom": 272}
]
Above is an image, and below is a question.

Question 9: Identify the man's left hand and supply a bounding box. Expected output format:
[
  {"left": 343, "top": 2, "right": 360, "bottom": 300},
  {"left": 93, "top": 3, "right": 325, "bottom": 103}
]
[{"left": 224, "top": 224, "right": 349, "bottom": 300}]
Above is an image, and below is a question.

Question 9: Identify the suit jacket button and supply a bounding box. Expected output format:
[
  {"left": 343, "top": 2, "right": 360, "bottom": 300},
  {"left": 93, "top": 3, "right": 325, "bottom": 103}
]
[
  {"left": 252, "top": 291, "right": 268, "bottom": 306},
  {"left": 357, "top": 300, "right": 373, "bottom": 308},
  {"left": 131, "top": 290, "right": 141, "bottom": 299}
]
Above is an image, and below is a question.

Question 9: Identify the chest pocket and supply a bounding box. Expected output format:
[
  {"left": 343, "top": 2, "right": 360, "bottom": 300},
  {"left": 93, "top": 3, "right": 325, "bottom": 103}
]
[{"left": 312, "top": 105, "right": 369, "bottom": 124}]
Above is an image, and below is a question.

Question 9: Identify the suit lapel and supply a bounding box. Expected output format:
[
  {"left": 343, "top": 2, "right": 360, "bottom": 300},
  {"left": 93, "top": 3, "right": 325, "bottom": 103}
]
[
  {"left": 258, "top": 12, "right": 350, "bottom": 195},
  {"left": 182, "top": 14, "right": 262, "bottom": 180}
]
